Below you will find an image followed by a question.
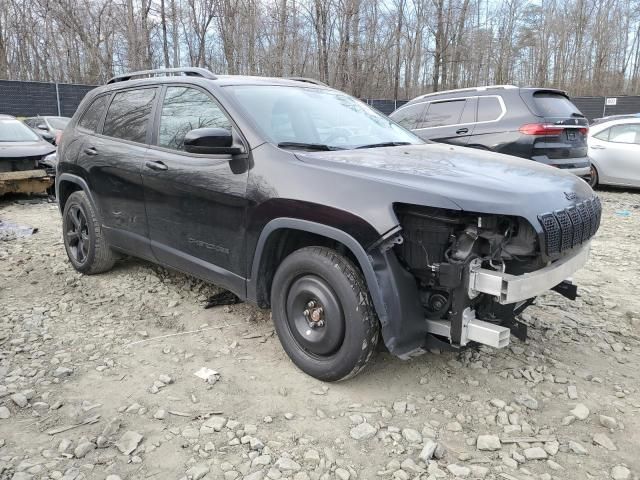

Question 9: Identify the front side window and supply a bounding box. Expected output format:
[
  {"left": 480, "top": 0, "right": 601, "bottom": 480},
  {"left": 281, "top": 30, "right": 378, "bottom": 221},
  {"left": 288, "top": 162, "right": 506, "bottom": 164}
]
[
  {"left": 158, "top": 87, "right": 232, "bottom": 151},
  {"left": 225, "top": 85, "right": 421, "bottom": 149},
  {"left": 607, "top": 124, "right": 640, "bottom": 144},
  {"left": 477, "top": 97, "right": 503, "bottom": 122},
  {"left": 390, "top": 104, "right": 425, "bottom": 130},
  {"left": 78, "top": 95, "right": 109, "bottom": 133},
  {"left": 421, "top": 100, "right": 465, "bottom": 128},
  {"left": 103, "top": 88, "right": 156, "bottom": 143}
]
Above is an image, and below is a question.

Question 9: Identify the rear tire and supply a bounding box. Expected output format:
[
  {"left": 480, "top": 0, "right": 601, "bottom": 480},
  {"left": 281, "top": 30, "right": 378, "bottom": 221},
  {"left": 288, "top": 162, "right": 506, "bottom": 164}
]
[
  {"left": 271, "top": 246, "right": 380, "bottom": 381},
  {"left": 588, "top": 165, "right": 599, "bottom": 189},
  {"left": 62, "top": 191, "right": 116, "bottom": 274}
]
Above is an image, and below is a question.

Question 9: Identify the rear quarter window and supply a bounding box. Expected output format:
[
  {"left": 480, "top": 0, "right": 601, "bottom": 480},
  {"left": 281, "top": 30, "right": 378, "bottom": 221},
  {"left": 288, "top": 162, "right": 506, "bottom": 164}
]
[{"left": 477, "top": 96, "right": 503, "bottom": 122}]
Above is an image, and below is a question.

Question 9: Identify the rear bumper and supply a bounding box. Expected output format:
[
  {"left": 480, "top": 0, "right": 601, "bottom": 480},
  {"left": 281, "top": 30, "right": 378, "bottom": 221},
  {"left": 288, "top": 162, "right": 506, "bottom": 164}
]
[
  {"left": 0, "top": 169, "right": 53, "bottom": 195},
  {"left": 468, "top": 242, "right": 590, "bottom": 304}
]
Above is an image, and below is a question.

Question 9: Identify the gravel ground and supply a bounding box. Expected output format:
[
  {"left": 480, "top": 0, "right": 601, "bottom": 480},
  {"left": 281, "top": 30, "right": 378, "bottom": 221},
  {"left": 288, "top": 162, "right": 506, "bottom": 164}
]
[{"left": 0, "top": 190, "right": 639, "bottom": 480}]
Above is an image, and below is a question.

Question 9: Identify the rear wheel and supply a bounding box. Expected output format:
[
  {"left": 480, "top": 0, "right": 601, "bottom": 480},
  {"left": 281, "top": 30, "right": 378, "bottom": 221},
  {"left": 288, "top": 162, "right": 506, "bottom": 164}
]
[
  {"left": 588, "top": 165, "right": 599, "bottom": 188},
  {"left": 271, "top": 246, "right": 380, "bottom": 381},
  {"left": 62, "top": 191, "right": 116, "bottom": 274}
]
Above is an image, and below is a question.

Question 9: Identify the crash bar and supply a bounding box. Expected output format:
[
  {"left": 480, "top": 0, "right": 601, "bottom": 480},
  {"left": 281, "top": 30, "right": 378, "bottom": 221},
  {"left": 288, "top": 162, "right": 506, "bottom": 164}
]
[
  {"left": 107, "top": 67, "right": 217, "bottom": 84},
  {"left": 468, "top": 243, "right": 590, "bottom": 304}
]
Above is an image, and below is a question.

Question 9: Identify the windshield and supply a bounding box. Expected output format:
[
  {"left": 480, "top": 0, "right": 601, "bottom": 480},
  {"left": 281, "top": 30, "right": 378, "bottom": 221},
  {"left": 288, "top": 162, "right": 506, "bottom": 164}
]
[
  {"left": 47, "top": 117, "right": 70, "bottom": 129},
  {"left": 225, "top": 85, "right": 422, "bottom": 149},
  {"left": 0, "top": 119, "right": 41, "bottom": 142}
]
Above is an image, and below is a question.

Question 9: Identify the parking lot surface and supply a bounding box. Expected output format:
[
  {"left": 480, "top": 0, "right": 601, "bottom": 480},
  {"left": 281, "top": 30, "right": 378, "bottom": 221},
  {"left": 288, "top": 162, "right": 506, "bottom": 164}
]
[{"left": 0, "top": 190, "right": 639, "bottom": 480}]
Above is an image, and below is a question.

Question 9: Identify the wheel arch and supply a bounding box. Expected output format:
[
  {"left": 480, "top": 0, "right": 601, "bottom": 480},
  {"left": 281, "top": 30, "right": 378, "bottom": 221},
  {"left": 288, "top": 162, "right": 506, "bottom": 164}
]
[
  {"left": 56, "top": 174, "right": 101, "bottom": 222},
  {"left": 247, "top": 218, "right": 388, "bottom": 322},
  {"left": 247, "top": 217, "right": 428, "bottom": 359}
]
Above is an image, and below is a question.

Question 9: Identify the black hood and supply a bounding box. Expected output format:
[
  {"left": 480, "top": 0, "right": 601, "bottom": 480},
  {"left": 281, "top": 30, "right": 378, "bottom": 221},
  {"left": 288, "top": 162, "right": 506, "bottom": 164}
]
[
  {"left": 296, "top": 143, "right": 594, "bottom": 218},
  {"left": 0, "top": 140, "right": 56, "bottom": 159}
]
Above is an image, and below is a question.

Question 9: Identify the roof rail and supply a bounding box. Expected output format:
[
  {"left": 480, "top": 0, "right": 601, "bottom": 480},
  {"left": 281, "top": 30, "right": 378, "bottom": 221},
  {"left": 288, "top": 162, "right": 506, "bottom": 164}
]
[
  {"left": 107, "top": 67, "right": 217, "bottom": 84},
  {"left": 286, "top": 76, "right": 328, "bottom": 87},
  {"left": 414, "top": 84, "right": 518, "bottom": 101}
]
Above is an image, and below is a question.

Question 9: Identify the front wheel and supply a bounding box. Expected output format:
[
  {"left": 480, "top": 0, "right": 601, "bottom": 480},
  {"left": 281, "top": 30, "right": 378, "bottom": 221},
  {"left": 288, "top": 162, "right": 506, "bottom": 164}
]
[{"left": 271, "top": 246, "right": 380, "bottom": 381}]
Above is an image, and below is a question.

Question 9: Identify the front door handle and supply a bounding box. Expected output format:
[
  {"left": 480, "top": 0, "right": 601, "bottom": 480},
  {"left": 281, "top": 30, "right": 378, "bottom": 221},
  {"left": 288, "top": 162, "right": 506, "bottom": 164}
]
[
  {"left": 145, "top": 160, "right": 168, "bottom": 171},
  {"left": 455, "top": 128, "right": 469, "bottom": 134},
  {"left": 84, "top": 147, "right": 98, "bottom": 156}
]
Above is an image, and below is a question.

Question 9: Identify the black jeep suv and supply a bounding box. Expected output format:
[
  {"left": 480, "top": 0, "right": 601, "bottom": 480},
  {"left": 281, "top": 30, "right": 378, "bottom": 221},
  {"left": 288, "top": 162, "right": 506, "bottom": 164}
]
[
  {"left": 57, "top": 68, "right": 600, "bottom": 381},
  {"left": 390, "top": 85, "right": 591, "bottom": 179}
]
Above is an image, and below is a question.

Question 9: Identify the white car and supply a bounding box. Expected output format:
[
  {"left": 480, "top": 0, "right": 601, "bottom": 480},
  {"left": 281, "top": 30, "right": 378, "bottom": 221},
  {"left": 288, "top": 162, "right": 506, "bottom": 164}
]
[{"left": 588, "top": 117, "right": 640, "bottom": 188}]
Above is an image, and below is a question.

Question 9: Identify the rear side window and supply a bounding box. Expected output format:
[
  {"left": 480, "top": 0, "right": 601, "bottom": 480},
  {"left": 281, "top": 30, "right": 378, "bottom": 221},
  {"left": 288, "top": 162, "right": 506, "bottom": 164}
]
[
  {"left": 390, "top": 104, "right": 425, "bottom": 129},
  {"left": 477, "top": 96, "right": 503, "bottom": 122},
  {"left": 421, "top": 100, "right": 465, "bottom": 128},
  {"left": 532, "top": 92, "right": 582, "bottom": 117},
  {"left": 103, "top": 88, "right": 156, "bottom": 143},
  {"left": 158, "top": 87, "right": 232, "bottom": 151},
  {"left": 78, "top": 95, "right": 109, "bottom": 132}
]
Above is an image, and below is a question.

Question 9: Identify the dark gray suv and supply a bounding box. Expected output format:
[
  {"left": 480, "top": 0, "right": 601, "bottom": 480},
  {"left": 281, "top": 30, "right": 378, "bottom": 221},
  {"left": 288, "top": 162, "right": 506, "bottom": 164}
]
[
  {"left": 56, "top": 68, "right": 600, "bottom": 381},
  {"left": 390, "top": 85, "right": 591, "bottom": 179}
]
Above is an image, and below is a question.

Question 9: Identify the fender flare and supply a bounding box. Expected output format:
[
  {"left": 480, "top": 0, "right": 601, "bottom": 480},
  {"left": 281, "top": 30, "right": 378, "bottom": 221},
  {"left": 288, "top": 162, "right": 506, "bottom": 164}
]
[
  {"left": 56, "top": 173, "right": 101, "bottom": 222},
  {"left": 247, "top": 217, "right": 389, "bottom": 323},
  {"left": 247, "top": 218, "right": 428, "bottom": 358}
]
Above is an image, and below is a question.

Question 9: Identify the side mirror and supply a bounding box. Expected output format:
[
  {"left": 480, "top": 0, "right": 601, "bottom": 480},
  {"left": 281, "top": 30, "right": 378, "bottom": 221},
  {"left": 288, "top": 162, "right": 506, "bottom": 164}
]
[
  {"left": 184, "top": 128, "right": 243, "bottom": 155},
  {"left": 36, "top": 123, "right": 48, "bottom": 130}
]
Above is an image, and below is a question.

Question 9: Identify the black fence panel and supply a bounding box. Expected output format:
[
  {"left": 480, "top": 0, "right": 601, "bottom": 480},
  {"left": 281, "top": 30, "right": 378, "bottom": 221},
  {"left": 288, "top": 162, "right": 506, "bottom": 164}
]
[
  {"left": 0, "top": 80, "right": 58, "bottom": 117},
  {"left": 363, "top": 99, "right": 408, "bottom": 115},
  {"left": 0, "top": 80, "right": 97, "bottom": 118},
  {"left": 571, "top": 97, "right": 605, "bottom": 121},
  {"left": 57, "top": 83, "right": 97, "bottom": 117},
  {"left": 2, "top": 80, "right": 640, "bottom": 122}
]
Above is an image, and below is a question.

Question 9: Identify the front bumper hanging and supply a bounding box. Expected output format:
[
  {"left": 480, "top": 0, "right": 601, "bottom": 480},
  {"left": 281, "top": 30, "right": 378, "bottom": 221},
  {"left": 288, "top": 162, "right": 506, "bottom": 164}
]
[
  {"left": 468, "top": 243, "right": 590, "bottom": 304},
  {"left": 425, "top": 243, "right": 591, "bottom": 349}
]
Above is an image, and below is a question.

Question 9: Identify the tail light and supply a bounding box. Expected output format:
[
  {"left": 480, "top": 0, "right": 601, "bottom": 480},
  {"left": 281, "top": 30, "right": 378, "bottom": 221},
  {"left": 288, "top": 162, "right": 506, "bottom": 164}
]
[
  {"left": 578, "top": 127, "right": 588, "bottom": 135},
  {"left": 519, "top": 123, "right": 564, "bottom": 136}
]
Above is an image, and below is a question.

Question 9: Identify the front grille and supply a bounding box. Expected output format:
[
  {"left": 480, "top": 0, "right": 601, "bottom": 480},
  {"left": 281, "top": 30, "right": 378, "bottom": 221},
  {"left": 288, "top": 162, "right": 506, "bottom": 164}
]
[{"left": 538, "top": 196, "right": 601, "bottom": 255}]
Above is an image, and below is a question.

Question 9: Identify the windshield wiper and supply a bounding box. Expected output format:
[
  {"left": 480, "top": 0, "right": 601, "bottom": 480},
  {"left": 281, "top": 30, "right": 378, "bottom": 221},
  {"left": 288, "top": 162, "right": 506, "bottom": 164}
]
[
  {"left": 355, "top": 141, "right": 412, "bottom": 149},
  {"left": 277, "top": 142, "right": 342, "bottom": 151}
]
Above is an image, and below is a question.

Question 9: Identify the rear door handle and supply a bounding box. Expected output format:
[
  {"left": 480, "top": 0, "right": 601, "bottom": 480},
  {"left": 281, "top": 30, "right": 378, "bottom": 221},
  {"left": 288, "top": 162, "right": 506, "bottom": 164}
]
[
  {"left": 84, "top": 147, "right": 98, "bottom": 156},
  {"left": 590, "top": 145, "right": 606, "bottom": 150},
  {"left": 455, "top": 128, "right": 469, "bottom": 134},
  {"left": 145, "top": 160, "right": 168, "bottom": 171}
]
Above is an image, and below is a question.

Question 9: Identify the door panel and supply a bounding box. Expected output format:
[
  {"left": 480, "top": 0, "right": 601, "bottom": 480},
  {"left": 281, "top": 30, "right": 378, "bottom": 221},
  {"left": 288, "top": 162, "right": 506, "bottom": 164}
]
[
  {"left": 82, "top": 136, "right": 152, "bottom": 257},
  {"left": 143, "top": 86, "right": 249, "bottom": 294},
  {"left": 81, "top": 87, "right": 157, "bottom": 258}
]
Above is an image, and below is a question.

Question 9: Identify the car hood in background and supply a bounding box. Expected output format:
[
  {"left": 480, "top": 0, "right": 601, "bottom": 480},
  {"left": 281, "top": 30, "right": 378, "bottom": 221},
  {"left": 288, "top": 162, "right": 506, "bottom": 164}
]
[
  {"left": 0, "top": 141, "right": 56, "bottom": 158},
  {"left": 296, "top": 143, "right": 594, "bottom": 217}
]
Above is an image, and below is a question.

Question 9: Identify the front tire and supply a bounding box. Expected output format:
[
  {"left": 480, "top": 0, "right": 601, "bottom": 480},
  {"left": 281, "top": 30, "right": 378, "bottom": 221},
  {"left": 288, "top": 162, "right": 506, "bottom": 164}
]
[
  {"left": 62, "top": 191, "right": 116, "bottom": 274},
  {"left": 271, "top": 246, "right": 380, "bottom": 381}
]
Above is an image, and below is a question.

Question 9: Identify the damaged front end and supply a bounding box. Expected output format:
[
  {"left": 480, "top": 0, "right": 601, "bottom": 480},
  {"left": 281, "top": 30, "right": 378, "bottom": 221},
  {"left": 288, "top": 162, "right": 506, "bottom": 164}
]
[
  {"left": 382, "top": 201, "right": 599, "bottom": 353},
  {"left": 0, "top": 153, "right": 56, "bottom": 196}
]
